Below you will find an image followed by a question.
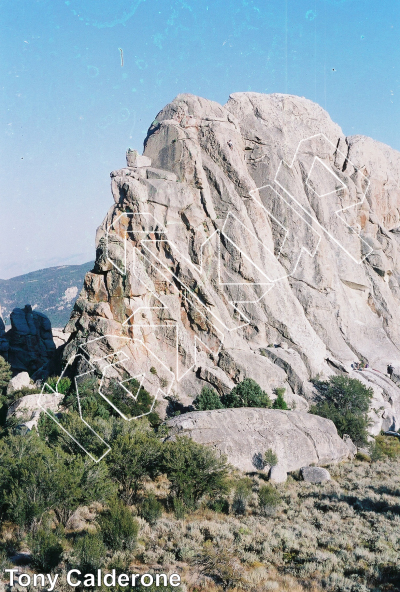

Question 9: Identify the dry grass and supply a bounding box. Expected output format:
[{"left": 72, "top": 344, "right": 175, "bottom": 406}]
[
  {"left": 1, "top": 450, "right": 399, "bottom": 591},
  {"left": 133, "top": 456, "right": 400, "bottom": 592}
]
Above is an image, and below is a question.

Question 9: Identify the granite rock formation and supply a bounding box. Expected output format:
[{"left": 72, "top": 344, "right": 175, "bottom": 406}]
[
  {"left": 6, "top": 392, "right": 63, "bottom": 432},
  {"left": 165, "top": 408, "right": 351, "bottom": 473},
  {"left": 7, "top": 305, "right": 56, "bottom": 380},
  {"left": 6, "top": 371, "right": 34, "bottom": 395},
  {"left": 301, "top": 466, "right": 331, "bottom": 483},
  {"left": 63, "top": 92, "right": 400, "bottom": 431}
]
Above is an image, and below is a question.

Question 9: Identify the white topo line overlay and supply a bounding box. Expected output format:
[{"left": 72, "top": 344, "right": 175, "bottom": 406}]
[
  {"left": 38, "top": 336, "right": 174, "bottom": 462},
  {"left": 266, "top": 132, "right": 373, "bottom": 264},
  {"left": 37, "top": 133, "right": 375, "bottom": 461}
]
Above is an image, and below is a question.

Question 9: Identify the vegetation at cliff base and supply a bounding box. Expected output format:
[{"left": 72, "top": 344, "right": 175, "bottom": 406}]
[
  {"left": 1, "top": 368, "right": 399, "bottom": 592},
  {"left": 193, "top": 386, "right": 224, "bottom": 411},
  {"left": 0, "top": 356, "right": 12, "bottom": 391},
  {"left": 221, "top": 378, "right": 271, "bottom": 409},
  {"left": 272, "top": 387, "right": 288, "bottom": 410},
  {"left": 310, "top": 375, "right": 373, "bottom": 445},
  {"left": 193, "top": 379, "right": 272, "bottom": 412}
]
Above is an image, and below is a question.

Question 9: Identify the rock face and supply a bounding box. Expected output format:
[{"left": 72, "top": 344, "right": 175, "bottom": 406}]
[
  {"left": 6, "top": 305, "right": 56, "bottom": 380},
  {"left": 62, "top": 92, "right": 400, "bottom": 430},
  {"left": 165, "top": 408, "right": 350, "bottom": 473},
  {"left": 52, "top": 329, "right": 71, "bottom": 349}
]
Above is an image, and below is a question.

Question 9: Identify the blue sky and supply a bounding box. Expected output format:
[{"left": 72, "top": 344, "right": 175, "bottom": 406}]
[{"left": 1, "top": 0, "right": 399, "bottom": 278}]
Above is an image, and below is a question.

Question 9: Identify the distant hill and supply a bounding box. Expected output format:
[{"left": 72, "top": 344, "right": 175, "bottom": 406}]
[{"left": 0, "top": 262, "right": 93, "bottom": 329}]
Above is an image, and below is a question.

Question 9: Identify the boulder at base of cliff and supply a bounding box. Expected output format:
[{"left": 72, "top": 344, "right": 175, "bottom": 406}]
[
  {"left": 269, "top": 464, "right": 288, "bottom": 483},
  {"left": 301, "top": 466, "right": 331, "bottom": 483},
  {"left": 166, "top": 408, "right": 350, "bottom": 473},
  {"left": 7, "top": 392, "right": 63, "bottom": 431},
  {"left": 6, "top": 371, "right": 35, "bottom": 395}
]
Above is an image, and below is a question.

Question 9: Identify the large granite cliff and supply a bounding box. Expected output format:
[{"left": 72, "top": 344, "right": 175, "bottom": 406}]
[{"left": 63, "top": 92, "right": 400, "bottom": 431}]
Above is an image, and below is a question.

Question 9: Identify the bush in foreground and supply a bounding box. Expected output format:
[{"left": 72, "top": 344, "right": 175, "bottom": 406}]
[
  {"left": 258, "top": 484, "right": 280, "bottom": 516},
  {"left": 140, "top": 493, "right": 163, "bottom": 525},
  {"left": 99, "top": 498, "right": 139, "bottom": 551},
  {"left": 29, "top": 519, "right": 64, "bottom": 572},
  {"left": 70, "top": 532, "right": 106, "bottom": 574},
  {"left": 232, "top": 477, "right": 252, "bottom": 515},
  {"left": 0, "top": 356, "right": 12, "bottom": 392},
  {"left": 162, "top": 436, "right": 229, "bottom": 508}
]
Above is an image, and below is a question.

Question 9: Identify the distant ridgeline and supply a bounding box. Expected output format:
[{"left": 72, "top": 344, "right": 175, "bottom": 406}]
[{"left": 0, "top": 262, "right": 93, "bottom": 328}]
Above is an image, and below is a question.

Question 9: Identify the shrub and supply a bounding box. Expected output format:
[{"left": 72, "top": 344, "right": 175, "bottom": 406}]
[
  {"left": 0, "top": 356, "right": 12, "bottom": 392},
  {"left": 62, "top": 376, "right": 109, "bottom": 420},
  {"left": 47, "top": 375, "right": 71, "bottom": 395},
  {"left": 208, "top": 497, "right": 230, "bottom": 514},
  {"left": 107, "top": 428, "right": 162, "bottom": 503},
  {"left": 140, "top": 493, "right": 163, "bottom": 525},
  {"left": 194, "top": 540, "right": 243, "bottom": 590},
  {"left": 162, "top": 436, "right": 229, "bottom": 507},
  {"left": 104, "top": 377, "right": 161, "bottom": 426},
  {"left": 232, "top": 478, "right": 252, "bottom": 515},
  {"left": 272, "top": 387, "right": 288, "bottom": 410},
  {"left": 221, "top": 378, "right": 271, "bottom": 409},
  {"left": 0, "top": 356, "right": 12, "bottom": 425},
  {"left": 0, "top": 432, "right": 115, "bottom": 528},
  {"left": 72, "top": 532, "right": 106, "bottom": 574},
  {"left": 310, "top": 376, "right": 373, "bottom": 446},
  {"left": 264, "top": 448, "right": 278, "bottom": 467},
  {"left": 371, "top": 435, "right": 400, "bottom": 461},
  {"left": 258, "top": 484, "right": 280, "bottom": 516},
  {"left": 29, "top": 520, "right": 64, "bottom": 572},
  {"left": 172, "top": 497, "right": 186, "bottom": 520},
  {"left": 193, "top": 387, "right": 224, "bottom": 411},
  {"left": 99, "top": 498, "right": 139, "bottom": 551},
  {"left": 62, "top": 375, "right": 161, "bottom": 426}
]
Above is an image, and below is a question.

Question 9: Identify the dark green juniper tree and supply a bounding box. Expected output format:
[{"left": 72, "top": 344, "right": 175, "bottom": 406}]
[
  {"left": 310, "top": 376, "right": 373, "bottom": 446},
  {"left": 161, "top": 436, "right": 230, "bottom": 509},
  {"left": 221, "top": 378, "right": 271, "bottom": 409},
  {"left": 272, "top": 387, "right": 288, "bottom": 410},
  {"left": 193, "top": 386, "right": 224, "bottom": 411}
]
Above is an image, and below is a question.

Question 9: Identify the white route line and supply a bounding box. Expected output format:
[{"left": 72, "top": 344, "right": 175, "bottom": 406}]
[
  {"left": 271, "top": 132, "right": 373, "bottom": 264},
  {"left": 39, "top": 354, "right": 111, "bottom": 462},
  {"left": 38, "top": 336, "right": 175, "bottom": 462},
  {"left": 36, "top": 132, "right": 375, "bottom": 462}
]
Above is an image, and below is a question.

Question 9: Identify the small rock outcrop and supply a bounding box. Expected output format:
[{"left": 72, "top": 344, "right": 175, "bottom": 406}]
[
  {"left": 269, "top": 464, "right": 288, "bottom": 483},
  {"left": 6, "top": 392, "right": 63, "bottom": 432},
  {"left": 301, "top": 466, "right": 331, "bottom": 483},
  {"left": 6, "top": 371, "right": 34, "bottom": 395},
  {"left": 6, "top": 305, "right": 56, "bottom": 380},
  {"left": 52, "top": 329, "right": 71, "bottom": 348},
  {"left": 165, "top": 408, "right": 351, "bottom": 473}
]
